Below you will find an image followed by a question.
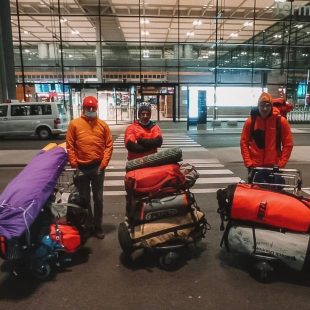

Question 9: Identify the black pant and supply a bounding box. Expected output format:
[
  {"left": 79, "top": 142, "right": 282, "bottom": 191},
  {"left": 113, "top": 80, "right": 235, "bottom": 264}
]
[{"left": 75, "top": 166, "right": 105, "bottom": 229}]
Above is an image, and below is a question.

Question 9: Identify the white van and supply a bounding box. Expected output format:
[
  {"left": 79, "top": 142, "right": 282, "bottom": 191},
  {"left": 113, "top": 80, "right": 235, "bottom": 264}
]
[{"left": 0, "top": 102, "right": 69, "bottom": 139}]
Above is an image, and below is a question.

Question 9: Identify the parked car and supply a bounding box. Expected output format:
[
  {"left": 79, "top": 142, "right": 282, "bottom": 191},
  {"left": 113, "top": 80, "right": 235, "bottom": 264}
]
[{"left": 0, "top": 102, "right": 69, "bottom": 139}]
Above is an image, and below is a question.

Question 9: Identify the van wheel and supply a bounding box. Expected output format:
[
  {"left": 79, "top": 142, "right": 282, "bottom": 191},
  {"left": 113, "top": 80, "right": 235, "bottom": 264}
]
[{"left": 37, "top": 127, "right": 51, "bottom": 140}]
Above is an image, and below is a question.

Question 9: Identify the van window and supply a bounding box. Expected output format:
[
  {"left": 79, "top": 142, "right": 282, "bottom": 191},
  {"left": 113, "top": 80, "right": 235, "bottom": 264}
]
[
  {"left": 11, "top": 104, "right": 52, "bottom": 116},
  {"left": 0, "top": 105, "right": 8, "bottom": 117},
  {"left": 11, "top": 106, "right": 28, "bottom": 116}
]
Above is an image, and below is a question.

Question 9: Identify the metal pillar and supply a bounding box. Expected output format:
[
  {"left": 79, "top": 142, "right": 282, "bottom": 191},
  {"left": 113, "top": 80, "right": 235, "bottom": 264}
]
[
  {"left": 95, "top": 19, "right": 103, "bottom": 83},
  {"left": 0, "top": 0, "right": 16, "bottom": 101}
]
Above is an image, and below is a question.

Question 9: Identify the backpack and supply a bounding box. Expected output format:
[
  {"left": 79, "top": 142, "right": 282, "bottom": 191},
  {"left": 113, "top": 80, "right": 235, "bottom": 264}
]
[{"left": 250, "top": 114, "right": 282, "bottom": 154}]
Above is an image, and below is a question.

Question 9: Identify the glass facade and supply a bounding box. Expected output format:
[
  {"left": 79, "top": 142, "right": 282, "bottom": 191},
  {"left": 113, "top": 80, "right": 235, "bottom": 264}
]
[{"left": 8, "top": 0, "right": 310, "bottom": 123}]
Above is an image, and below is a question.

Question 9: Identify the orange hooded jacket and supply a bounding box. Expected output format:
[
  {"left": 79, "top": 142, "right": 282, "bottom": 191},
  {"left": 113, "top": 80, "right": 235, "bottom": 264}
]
[
  {"left": 240, "top": 107, "right": 293, "bottom": 168},
  {"left": 66, "top": 115, "right": 113, "bottom": 169}
]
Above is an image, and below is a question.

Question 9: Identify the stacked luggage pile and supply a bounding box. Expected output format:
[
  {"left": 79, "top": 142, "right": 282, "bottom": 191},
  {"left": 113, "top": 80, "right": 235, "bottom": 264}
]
[
  {"left": 216, "top": 167, "right": 310, "bottom": 281},
  {"left": 118, "top": 147, "right": 209, "bottom": 269},
  {"left": 0, "top": 144, "right": 89, "bottom": 280}
]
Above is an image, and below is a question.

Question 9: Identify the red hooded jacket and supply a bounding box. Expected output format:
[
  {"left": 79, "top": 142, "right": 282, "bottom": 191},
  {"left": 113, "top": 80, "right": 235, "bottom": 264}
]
[
  {"left": 124, "top": 121, "right": 162, "bottom": 160},
  {"left": 240, "top": 107, "right": 293, "bottom": 168}
]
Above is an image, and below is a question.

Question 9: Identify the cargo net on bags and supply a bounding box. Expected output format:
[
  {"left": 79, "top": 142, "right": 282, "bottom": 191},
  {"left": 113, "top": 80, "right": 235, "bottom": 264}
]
[{"left": 122, "top": 148, "right": 210, "bottom": 249}]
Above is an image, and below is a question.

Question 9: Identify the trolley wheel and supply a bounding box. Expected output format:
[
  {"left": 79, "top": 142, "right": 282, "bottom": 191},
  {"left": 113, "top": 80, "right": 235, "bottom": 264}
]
[
  {"left": 118, "top": 222, "right": 133, "bottom": 254},
  {"left": 32, "top": 261, "right": 52, "bottom": 280},
  {"left": 159, "top": 251, "right": 180, "bottom": 271},
  {"left": 252, "top": 261, "right": 274, "bottom": 283}
]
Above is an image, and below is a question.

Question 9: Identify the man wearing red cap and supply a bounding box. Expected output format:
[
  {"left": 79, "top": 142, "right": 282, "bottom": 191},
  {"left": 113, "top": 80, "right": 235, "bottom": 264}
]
[
  {"left": 124, "top": 103, "right": 163, "bottom": 160},
  {"left": 66, "top": 96, "right": 113, "bottom": 239},
  {"left": 240, "top": 92, "right": 293, "bottom": 176}
]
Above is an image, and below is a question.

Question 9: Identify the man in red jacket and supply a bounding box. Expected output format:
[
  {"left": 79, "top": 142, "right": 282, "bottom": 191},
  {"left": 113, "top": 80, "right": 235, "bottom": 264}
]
[
  {"left": 125, "top": 104, "right": 163, "bottom": 160},
  {"left": 240, "top": 92, "right": 293, "bottom": 182},
  {"left": 272, "top": 97, "right": 293, "bottom": 119}
]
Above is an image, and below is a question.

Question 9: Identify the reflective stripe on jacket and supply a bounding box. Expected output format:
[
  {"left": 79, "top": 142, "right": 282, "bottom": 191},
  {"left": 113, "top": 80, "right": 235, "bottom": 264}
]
[
  {"left": 124, "top": 121, "right": 162, "bottom": 160},
  {"left": 66, "top": 115, "right": 113, "bottom": 169},
  {"left": 240, "top": 108, "right": 293, "bottom": 168}
]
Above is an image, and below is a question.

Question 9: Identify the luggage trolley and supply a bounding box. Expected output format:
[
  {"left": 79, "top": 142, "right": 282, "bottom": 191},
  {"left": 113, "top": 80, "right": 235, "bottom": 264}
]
[
  {"left": 118, "top": 190, "right": 209, "bottom": 270},
  {"left": 248, "top": 167, "right": 302, "bottom": 195},
  {"left": 248, "top": 167, "right": 304, "bottom": 282},
  {"left": 0, "top": 167, "right": 88, "bottom": 280}
]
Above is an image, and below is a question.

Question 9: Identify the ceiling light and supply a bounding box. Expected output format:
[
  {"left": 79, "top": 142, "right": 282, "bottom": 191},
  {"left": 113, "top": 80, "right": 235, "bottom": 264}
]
[
  {"left": 243, "top": 21, "right": 253, "bottom": 27},
  {"left": 24, "top": 49, "right": 30, "bottom": 53},
  {"left": 230, "top": 32, "right": 239, "bottom": 37},
  {"left": 142, "top": 50, "right": 150, "bottom": 58},
  {"left": 140, "top": 19, "right": 150, "bottom": 24},
  {"left": 68, "top": 54, "right": 73, "bottom": 58},
  {"left": 275, "top": 0, "right": 286, "bottom": 2},
  {"left": 23, "top": 30, "right": 29, "bottom": 34},
  {"left": 273, "top": 34, "right": 282, "bottom": 38},
  {"left": 295, "top": 24, "right": 303, "bottom": 29},
  {"left": 259, "top": 57, "right": 265, "bottom": 60},
  {"left": 202, "top": 55, "right": 209, "bottom": 59},
  {"left": 241, "top": 51, "right": 247, "bottom": 55},
  {"left": 186, "top": 31, "right": 194, "bottom": 37},
  {"left": 141, "top": 31, "right": 149, "bottom": 36},
  {"left": 232, "top": 56, "right": 238, "bottom": 59},
  {"left": 71, "top": 30, "right": 79, "bottom": 35},
  {"left": 60, "top": 18, "right": 67, "bottom": 23},
  {"left": 193, "top": 20, "right": 202, "bottom": 26},
  {"left": 272, "top": 52, "right": 279, "bottom": 56}
]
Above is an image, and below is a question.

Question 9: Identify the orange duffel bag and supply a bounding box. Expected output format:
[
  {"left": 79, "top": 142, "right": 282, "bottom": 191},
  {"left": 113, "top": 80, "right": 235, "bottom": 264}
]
[
  {"left": 124, "top": 164, "right": 185, "bottom": 196},
  {"left": 217, "top": 183, "right": 310, "bottom": 233}
]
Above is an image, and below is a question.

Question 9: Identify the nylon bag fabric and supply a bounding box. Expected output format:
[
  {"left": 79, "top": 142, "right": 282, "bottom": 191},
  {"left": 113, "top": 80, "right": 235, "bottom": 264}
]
[
  {"left": 0, "top": 147, "right": 67, "bottom": 239},
  {"left": 126, "top": 147, "right": 183, "bottom": 172},
  {"left": 130, "top": 207, "right": 206, "bottom": 248},
  {"left": 225, "top": 224, "right": 310, "bottom": 271},
  {"left": 230, "top": 183, "right": 310, "bottom": 232},
  {"left": 124, "top": 163, "right": 185, "bottom": 196},
  {"left": 50, "top": 224, "right": 81, "bottom": 253}
]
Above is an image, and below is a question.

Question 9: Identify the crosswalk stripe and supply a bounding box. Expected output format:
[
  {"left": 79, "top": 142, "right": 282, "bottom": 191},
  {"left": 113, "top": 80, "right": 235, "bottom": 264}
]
[
  {"left": 105, "top": 169, "right": 233, "bottom": 177},
  {"left": 102, "top": 133, "right": 238, "bottom": 196},
  {"left": 103, "top": 188, "right": 226, "bottom": 196},
  {"left": 104, "top": 176, "right": 240, "bottom": 186}
]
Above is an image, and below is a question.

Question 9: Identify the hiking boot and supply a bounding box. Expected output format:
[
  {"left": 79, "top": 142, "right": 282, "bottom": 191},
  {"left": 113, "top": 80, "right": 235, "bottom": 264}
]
[{"left": 94, "top": 227, "right": 105, "bottom": 239}]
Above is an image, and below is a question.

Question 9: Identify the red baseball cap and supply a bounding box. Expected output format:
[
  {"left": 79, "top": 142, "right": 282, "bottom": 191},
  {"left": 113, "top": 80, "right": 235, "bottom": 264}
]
[{"left": 83, "top": 96, "right": 98, "bottom": 109}]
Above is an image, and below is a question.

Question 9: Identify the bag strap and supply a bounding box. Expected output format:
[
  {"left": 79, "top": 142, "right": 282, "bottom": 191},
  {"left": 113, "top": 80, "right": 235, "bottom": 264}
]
[
  {"left": 276, "top": 115, "right": 282, "bottom": 154},
  {"left": 250, "top": 114, "right": 256, "bottom": 140}
]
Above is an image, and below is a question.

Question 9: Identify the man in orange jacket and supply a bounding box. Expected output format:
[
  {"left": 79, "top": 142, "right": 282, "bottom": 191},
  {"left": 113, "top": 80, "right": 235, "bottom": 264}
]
[
  {"left": 124, "top": 103, "right": 163, "bottom": 160},
  {"left": 66, "top": 96, "right": 113, "bottom": 239},
  {"left": 240, "top": 92, "right": 293, "bottom": 181}
]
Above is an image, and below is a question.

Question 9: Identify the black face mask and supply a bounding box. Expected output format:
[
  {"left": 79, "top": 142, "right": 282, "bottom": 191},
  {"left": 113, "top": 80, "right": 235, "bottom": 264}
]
[{"left": 252, "top": 129, "right": 265, "bottom": 149}]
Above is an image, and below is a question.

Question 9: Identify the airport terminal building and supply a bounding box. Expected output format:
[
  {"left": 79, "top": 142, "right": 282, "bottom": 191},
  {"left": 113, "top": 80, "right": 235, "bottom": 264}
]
[{"left": 0, "top": 0, "right": 309, "bottom": 124}]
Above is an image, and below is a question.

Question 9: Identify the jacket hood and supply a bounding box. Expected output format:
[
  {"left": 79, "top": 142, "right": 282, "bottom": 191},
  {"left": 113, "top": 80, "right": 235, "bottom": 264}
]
[
  {"left": 134, "top": 120, "right": 156, "bottom": 129},
  {"left": 250, "top": 106, "right": 280, "bottom": 118}
]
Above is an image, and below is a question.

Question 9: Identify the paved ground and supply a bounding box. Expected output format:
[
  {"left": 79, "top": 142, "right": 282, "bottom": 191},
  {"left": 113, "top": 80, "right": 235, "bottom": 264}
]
[{"left": 1, "top": 122, "right": 310, "bottom": 310}]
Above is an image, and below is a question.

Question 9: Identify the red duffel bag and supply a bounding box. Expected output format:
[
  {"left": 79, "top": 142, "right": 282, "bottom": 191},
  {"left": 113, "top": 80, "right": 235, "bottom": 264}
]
[
  {"left": 50, "top": 224, "right": 81, "bottom": 253},
  {"left": 230, "top": 183, "right": 310, "bottom": 232},
  {"left": 124, "top": 164, "right": 185, "bottom": 196}
]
